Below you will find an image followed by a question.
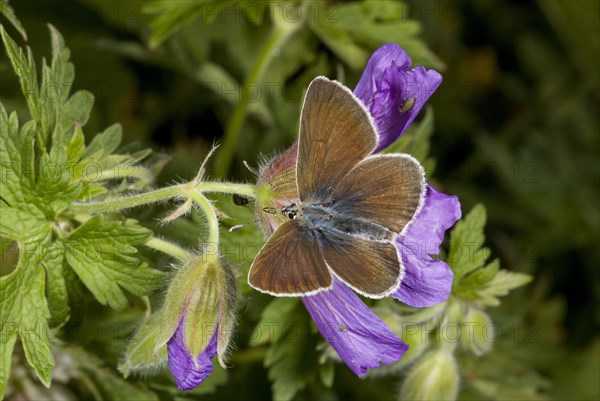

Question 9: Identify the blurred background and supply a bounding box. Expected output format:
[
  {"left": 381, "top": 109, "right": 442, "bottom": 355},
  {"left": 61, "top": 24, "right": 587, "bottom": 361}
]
[{"left": 1, "top": 0, "right": 598, "bottom": 400}]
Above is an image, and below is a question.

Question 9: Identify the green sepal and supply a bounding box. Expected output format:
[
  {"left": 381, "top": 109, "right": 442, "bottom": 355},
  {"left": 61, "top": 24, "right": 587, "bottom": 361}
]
[
  {"left": 119, "top": 312, "right": 169, "bottom": 377},
  {"left": 400, "top": 349, "right": 460, "bottom": 401},
  {"left": 216, "top": 261, "right": 237, "bottom": 365},
  {"left": 184, "top": 263, "right": 220, "bottom": 357},
  {"left": 155, "top": 258, "right": 205, "bottom": 350},
  {"left": 461, "top": 308, "right": 494, "bottom": 356}
]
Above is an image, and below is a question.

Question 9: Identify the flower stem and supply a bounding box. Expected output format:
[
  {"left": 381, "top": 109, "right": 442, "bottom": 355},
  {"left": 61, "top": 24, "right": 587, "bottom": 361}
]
[
  {"left": 69, "top": 181, "right": 258, "bottom": 217},
  {"left": 144, "top": 236, "right": 190, "bottom": 261},
  {"left": 195, "top": 181, "right": 257, "bottom": 198},
  {"left": 70, "top": 185, "right": 185, "bottom": 214},
  {"left": 189, "top": 189, "right": 220, "bottom": 252},
  {"left": 213, "top": 3, "right": 307, "bottom": 176},
  {"left": 88, "top": 166, "right": 154, "bottom": 184}
]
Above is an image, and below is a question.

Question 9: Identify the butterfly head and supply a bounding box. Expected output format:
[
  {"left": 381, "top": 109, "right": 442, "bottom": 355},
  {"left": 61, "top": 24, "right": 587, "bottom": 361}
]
[{"left": 262, "top": 203, "right": 303, "bottom": 220}]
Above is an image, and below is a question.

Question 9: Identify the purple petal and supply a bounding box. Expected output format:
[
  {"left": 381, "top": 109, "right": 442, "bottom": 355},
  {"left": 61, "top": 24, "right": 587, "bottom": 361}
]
[
  {"left": 391, "top": 186, "right": 461, "bottom": 307},
  {"left": 392, "top": 242, "right": 454, "bottom": 307},
  {"left": 354, "top": 43, "right": 442, "bottom": 151},
  {"left": 355, "top": 44, "right": 412, "bottom": 99},
  {"left": 302, "top": 280, "right": 408, "bottom": 376},
  {"left": 167, "top": 319, "right": 217, "bottom": 390},
  {"left": 404, "top": 185, "right": 462, "bottom": 251}
]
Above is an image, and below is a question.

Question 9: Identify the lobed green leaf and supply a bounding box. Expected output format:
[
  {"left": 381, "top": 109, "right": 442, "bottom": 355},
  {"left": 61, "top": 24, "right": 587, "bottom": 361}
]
[{"left": 63, "top": 216, "right": 163, "bottom": 310}]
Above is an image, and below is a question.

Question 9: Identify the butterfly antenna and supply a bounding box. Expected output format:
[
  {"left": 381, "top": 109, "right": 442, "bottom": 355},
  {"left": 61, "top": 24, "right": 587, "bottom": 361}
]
[
  {"left": 229, "top": 219, "right": 259, "bottom": 232},
  {"left": 264, "top": 180, "right": 293, "bottom": 204},
  {"left": 244, "top": 160, "right": 293, "bottom": 205},
  {"left": 242, "top": 160, "right": 259, "bottom": 176}
]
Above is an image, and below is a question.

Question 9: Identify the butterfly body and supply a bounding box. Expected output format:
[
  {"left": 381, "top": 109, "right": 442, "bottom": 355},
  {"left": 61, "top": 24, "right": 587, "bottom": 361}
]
[
  {"left": 280, "top": 200, "right": 394, "bottom": 243},
  {"left": 249, "top": 77, "right": 426, "bottom": 299}
]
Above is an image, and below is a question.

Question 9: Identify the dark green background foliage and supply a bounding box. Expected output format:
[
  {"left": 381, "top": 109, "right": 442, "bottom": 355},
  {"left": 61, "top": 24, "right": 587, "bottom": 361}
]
[{"left": 1, "top": 1, "right": 598, "bottom": 400}]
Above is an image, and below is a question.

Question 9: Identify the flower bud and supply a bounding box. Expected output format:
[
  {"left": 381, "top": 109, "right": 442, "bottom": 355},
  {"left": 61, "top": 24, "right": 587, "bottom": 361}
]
[
  {"left": 369, "top": 307, "right": 431, "bottom": 376},
  {"left": 255, "top": 143, "right": 300, "bottom": 235},
  {"left": 461, "top": 308, "right": 495, "bottom": 356},
  {"left": 155, "top": 255, "right": 237, "bottom": 390},
  {"left": 399, "top": 349, "right": 460, "bottom": 401}
]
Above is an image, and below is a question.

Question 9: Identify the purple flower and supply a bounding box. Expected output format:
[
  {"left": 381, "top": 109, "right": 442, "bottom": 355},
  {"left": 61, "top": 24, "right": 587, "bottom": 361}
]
[
  {"left": 167, "top": 318, "right": 218, "bottom": 390},
  {"left": 354, "top": 44, "right": 442, "bottom": 152},
  {"left": 256, "top": 43, "right": 460, "bottom": 376},
  {"left": 156, "top": 257, "right": 237, "bottom": 390},
  {"left": 302, "top": 279, "right": 408, "bottom": 376}
]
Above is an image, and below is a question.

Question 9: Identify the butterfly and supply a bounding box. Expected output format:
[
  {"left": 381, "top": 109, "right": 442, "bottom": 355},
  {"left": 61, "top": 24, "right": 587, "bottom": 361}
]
[{"left": 248, "top": 76, "right": 426, "bottom": 298}]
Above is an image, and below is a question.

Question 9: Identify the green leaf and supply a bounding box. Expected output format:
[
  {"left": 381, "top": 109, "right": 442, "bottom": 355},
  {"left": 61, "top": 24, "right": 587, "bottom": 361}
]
[
  {"left": 0, "top": 110, "right": 41, "bottom": 216},
  {"left": 0, "top": 0, "right": 28, "bottom": 41},
  {"left": 65, "top": 123, "right": 86, "bottom": 164},
  {"left": 310, "top": 1, "right": 444, "bottom": 70},
  {"left": 119, "top": 312, "right": 168, "bottom": 377},
  {"left": 0, "top": 206, "right": 48, "bottom": 243},
  {"left": 63, "top": 216, "right": 164, "bottom": 310},
  {"left": 36, "top": 140, "right": 82, "bottom": 218},
  {"left": 0, "top": 26, "right": 40, "bottom": 125},
  {"left": 448, "top": 203, "right": 488, "bottom": 281},
  {"left": 254, "top": 298, "right": 320, "bottom": 401},
  {"left": 144, "top": 0, "right": 225, "bottom": 49},
  {"left": 0, "top": 331, "right": 16, "bottom": 400},
  {"left": 250, "top": 297, "right": 301, "bottom": 346},
  {"left": 476, "top": 270, "right": 532, "bottom": 306},
  {"left": 64, "top": 346, "right": 159, "bottom": 401},
  {"left": 319, "top": 360, "right": 335, "bottom": 389},
  {"left": 42, "top": 241, "right": 70, "bottom": 328},
  {"left": 308, "top": 1, "right": 368, "bottom": 70},
  {"left": 448, "top": 204, "right": 532, "bottom": 305},
  {"left": 84, "top": 366, "right": 159, "bottom": 401},
  {"left": 56, "top": 90, "right": 94, "bottom": 143},
  {"left": 41, "top": 24, "right": 75, "bottom": 144},
  {"left": 454, "top": 259, "right": 500, "bottom": 300},
  {"left": 82, "top": 123, "right": 123, "bottom": 159},
  {"left": 0, "top": 237, "right": 55, "bottom": 397}
]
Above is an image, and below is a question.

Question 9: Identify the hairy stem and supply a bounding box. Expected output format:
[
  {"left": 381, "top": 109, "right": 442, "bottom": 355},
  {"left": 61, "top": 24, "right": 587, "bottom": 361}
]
[
  {"left": 144, "top": 236, "right": 190, "bottom": 261},
  {"left": 69, "top": 185, "right": 185, "bottom": 214},
  {"left": 189, "top": 189, "right": 220, "bottom": 252},
  {"left": 89, "top": 166, "right": 155, "bottom": 184},
  {"left": 196, "top": 181, "right": 258, "bottom": 197}
]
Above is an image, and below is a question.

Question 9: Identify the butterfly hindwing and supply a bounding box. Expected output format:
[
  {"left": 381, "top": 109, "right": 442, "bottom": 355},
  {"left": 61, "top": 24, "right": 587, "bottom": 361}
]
[
  {"left": 330, "top": 154, "right": 425, "bottom": 235},
  {"left": 318, "top": 228, "right": 402, "bottom": 298},
  {"left": 248, "top": 220, "right": 333, "bottom": 296}
]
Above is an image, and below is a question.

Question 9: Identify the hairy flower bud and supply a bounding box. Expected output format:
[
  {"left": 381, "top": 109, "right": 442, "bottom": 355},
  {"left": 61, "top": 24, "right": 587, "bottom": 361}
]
[
  {"left": 255, "top": 143, "right": 300, "bottom": 235},
  {"left": 399, "top": 349, "right": 460, "bottom": 401},
  {"left": 462, "top": 308, "right": 495, "bottom": 356},
  {"left": 156, "top": 255, "right": 237, "bottom": 390}
]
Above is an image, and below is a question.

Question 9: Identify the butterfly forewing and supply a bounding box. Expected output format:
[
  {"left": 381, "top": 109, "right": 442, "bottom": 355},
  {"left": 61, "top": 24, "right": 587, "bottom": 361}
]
[
  {"left": 297, "top": 77, "right": 377, "bottom": 202},
  {"left": 319, "top": 229, "right": 401, "bottom": 298},
  {"left": 248, "top": 220, "right": 333, "bottom": 296},
  {"left": 331, "top": 154, "right": 425, "bottom": 235}
]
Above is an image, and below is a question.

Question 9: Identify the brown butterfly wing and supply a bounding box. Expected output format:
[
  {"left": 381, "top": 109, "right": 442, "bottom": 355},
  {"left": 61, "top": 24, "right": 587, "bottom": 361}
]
[
  {"left": 248, "top": 220, "right": 332, "bottom": 296},
  {"left": 331, "top": 154, "right": 425, "bottom": 236},
  {"left": 297, "top": 77, "right": 377, "bottom": 202},
  {"left": 319, "top": 229, "right": 401, "bottom": 298}
]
